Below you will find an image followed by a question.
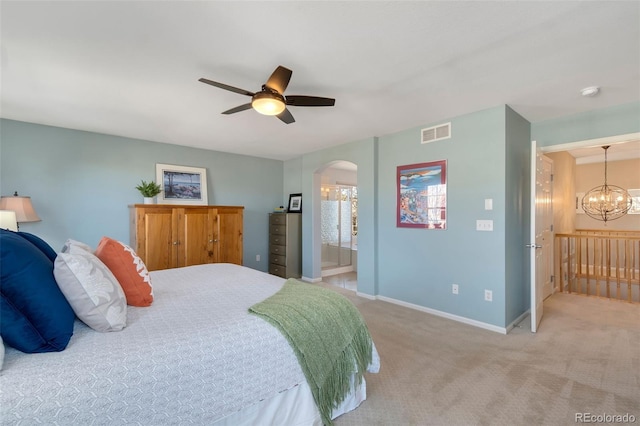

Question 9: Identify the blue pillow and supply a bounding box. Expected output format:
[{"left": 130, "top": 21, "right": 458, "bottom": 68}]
[
  {"left": 16, "top": 231, "right": 58, "bottom": 262},
  {"left": 0, "top": 229, "right": 75, "bottom": 353}
]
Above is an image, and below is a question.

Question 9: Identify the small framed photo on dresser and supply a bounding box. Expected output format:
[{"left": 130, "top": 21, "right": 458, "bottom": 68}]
[{"left": 288, "top": 193, "right": 302, "bottom": 213}]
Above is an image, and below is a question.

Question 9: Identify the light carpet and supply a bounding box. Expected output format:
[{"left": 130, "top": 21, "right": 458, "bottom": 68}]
[{"left": 321, "top": 284, "right": 639, "bottom": 426}]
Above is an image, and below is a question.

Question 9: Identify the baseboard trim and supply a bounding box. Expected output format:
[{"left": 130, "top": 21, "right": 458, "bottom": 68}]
[
  {"left": 355, "top": 291, "right": 376, "bottom": 300},
  {"left": 301, "top": 276, "right": 323, "bottom": 283},
  {"left": 376, "top": 295, "right": 508, "bottom": 334},
  {"left": 506, "top": 310, "right": 530, "bottom": 333}
]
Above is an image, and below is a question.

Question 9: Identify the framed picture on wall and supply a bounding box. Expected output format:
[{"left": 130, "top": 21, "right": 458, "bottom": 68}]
[
  {"left": 629, "top": 189, "right": 640, "bottom": 214},
  {"left": 288, "top": 193, "right": 302, "bottom": 213},
  {"left": 156, "top": 163, "right": 208, "bottom": 205},
  {"left": 576, "top": 192, "right": 585, "bottom": 214},
  {"left": 397, "top": 160, "right": 447, "bottom": 229}
]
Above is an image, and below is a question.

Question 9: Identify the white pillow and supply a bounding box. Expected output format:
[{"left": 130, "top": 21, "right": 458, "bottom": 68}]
[
  {"left": 54, "top": 251, "right": 127, "bottom": 332},
  {"left": 61, "top": 238, "right": 93, "bottom": 254}
]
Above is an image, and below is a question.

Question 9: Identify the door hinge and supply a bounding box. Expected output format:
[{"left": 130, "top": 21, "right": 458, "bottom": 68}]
[
  {"left": 550, "top": 174, "right": 554, "bottom": 182},
  {"left": 550, "top": 224, "right": 554, "bottom": 232},
  {"left": 551, "top": 275, "right": 554, "bottom": 282}
]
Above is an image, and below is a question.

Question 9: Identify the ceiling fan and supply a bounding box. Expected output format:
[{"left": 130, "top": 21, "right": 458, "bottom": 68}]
[{"left": 199, "top": 65, "right": 335, "bottom": 124}]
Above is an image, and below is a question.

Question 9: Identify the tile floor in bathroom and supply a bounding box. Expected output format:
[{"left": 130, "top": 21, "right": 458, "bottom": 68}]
[{"left": 322, "top": 271, "right": 357, "bottom": 291}]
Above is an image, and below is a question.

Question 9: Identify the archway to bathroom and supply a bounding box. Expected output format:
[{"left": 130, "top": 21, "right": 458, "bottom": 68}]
[{"left": 318, "top": 161, "right": 358, "bottom": 290}]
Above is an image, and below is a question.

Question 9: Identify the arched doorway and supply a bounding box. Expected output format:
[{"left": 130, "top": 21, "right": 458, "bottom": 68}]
[{"left": 318, "top": 161, "right": 358, "bottom": 282}]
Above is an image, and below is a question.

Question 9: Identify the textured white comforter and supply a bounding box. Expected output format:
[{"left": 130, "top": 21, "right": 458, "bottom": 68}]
[{"left": 1, "top": 264, "right": 321, "bottom": 424}]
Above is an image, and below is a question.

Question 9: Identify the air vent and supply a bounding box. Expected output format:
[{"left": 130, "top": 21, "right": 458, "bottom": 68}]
[{"left": 421, "top": 122, "right": 451, "bottom": 144}]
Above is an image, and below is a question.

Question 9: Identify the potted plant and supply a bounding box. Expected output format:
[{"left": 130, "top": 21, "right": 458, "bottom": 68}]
[{"left": 136, "top": 180, "right": 162, "bottom": 204}]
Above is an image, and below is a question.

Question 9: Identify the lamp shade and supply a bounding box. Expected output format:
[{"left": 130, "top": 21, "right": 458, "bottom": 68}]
[
  {"left": 0, "top": 193, "right": 41, "bottom": 223},
  {"left": 0, "top": 210, "right": 18, "bottom": 231}
]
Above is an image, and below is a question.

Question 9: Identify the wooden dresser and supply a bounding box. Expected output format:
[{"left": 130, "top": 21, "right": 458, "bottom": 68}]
[
  {"left": 268, "top": 213, "right": 301, "bottom": 278},
  {"left": 130, "top": 204, "right": 243, "bottom": 271}
]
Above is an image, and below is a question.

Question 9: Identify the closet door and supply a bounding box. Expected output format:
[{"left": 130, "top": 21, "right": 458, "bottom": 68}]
[
  {"left": 215, "top": 207, "right": 243, "bottom": 265},
  {"left": 178, "top": 207, "right": 216, "bottom": 267},
  {"left": 132, "top": 205, "right": 174, "bottom": 271}
]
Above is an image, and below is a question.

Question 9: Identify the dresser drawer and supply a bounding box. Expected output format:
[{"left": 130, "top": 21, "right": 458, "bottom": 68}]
[
  {"left": 270, "top": 214, "right": 287, "bottom": 225},
  {"left": 270, "top": 254, "right": 286, "bottom": 266},
  {"left": 270, "top": 234, "right": 285, "bottom": 245},
  {"left": 270, "top": 244, "right": 286, "bottom": 255},
  {"left": 269, "top": 263, "right": 287, "bottom": 278},
  {"left": 270, "top": 224, "right": 286, "bottom": 236},
  {"left": 267, "top": 213, "right": 300, "bottom": 279}
]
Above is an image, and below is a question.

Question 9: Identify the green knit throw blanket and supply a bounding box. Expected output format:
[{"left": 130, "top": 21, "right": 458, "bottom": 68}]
[{"left": 249, "top": 279, "right": 373, "bottom": 426}]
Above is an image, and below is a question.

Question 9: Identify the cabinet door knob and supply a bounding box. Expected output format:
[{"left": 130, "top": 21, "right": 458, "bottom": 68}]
[{"left": 173, "top": 241, "right": 179, "bottom": 245}]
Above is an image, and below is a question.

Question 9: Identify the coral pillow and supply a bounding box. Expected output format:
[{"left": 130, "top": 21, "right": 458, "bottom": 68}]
[
  {"left": 95, "top": 237, "right": 153, "bottom": 307},
  {"left": 0, "top": 229, "right": 75, "bottom": 353}
]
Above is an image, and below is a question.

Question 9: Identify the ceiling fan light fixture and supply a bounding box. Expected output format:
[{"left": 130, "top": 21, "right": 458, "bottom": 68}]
[
  {"left": 580, "top": 86, "right": 600, "bottom": 97},
  {"left": 251, "top": 92, "right": 285, "bottom": 116}
]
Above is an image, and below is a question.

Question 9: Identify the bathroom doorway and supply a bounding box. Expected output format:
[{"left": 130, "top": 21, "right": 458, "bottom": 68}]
[{"left": 320, "top": 162, "right": 357, "bottom": 277}]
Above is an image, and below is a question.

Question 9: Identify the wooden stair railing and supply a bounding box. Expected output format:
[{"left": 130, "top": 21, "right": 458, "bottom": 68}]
[{"left": 555, "top": 230, "right": 640, "bottom": 303}]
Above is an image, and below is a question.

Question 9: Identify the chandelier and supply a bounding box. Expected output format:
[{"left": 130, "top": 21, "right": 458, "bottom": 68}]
[{"left": 581, "top": 146, "right": 633, "bottom": 223}]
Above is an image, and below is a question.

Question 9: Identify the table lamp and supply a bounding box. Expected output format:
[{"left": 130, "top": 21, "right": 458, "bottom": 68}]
[
  {"left": 0, "top": 191, "right": 41, "bottom": 230},
  {"left": 0, "top": 210, "right": 18, "bottom": 231}
]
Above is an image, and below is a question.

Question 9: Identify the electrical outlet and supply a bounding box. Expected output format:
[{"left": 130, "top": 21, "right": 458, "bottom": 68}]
[
  {"left": 484, "top": 289, "right": 493, "bottom": 302},
  {"left": 452, "top": 284, "right": 459, "bottom": 295},
  {"left": 256, "top": 254, "right": 260, "bottom": 262}
]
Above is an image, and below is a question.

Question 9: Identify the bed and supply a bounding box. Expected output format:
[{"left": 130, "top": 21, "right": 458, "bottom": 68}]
[{"left": 0, "top": 232, "right": 380, "bottom": 425}]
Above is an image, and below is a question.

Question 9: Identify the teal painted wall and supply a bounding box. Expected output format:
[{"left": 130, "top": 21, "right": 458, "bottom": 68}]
[
  {"left": 532, "top": 102, "right": 640, "bottom": 146},
  {"left": 285, "top": 106, "right": 516, "bottom": 327},
  {"left": 283, "top": 137, "right": 377, "bottom": 295},
  {"left": 0, "top": 119, "right": 283, "bottom": 271},
  {"left": 377, "top": 106, "right": 508, "bottom": 326},
  {"left": 283, "top": 102, "right": 637, "bottom": 329},
  {"left": 4, "top": 101, "right": 636, "bottom": 330},
  {"left": 504, "top": 106, "right": 531, "bottom": 325}
]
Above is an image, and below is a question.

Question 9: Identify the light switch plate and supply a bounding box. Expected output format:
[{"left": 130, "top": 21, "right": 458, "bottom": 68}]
[
  {"left": 476, "top": 220, "right": 493, "bottom": 231},
  {"left": 485, "top": 199, "right": 493, "bottom": 210}
]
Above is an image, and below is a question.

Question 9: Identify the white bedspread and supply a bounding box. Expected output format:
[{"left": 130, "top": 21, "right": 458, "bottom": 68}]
[{"left": 1, "top": 263, "right": 380, "bottom": 425}]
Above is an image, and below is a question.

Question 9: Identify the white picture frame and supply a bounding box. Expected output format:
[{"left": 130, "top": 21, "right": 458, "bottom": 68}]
[
  {"left": 628, "top": 189, "right": 640, "bottom": 214},
  {"left": 156, "top": 163, "right": 208, "bottom": 205},
  {"left": 576, "top": 192, "right": 585, "bottom": 214}
]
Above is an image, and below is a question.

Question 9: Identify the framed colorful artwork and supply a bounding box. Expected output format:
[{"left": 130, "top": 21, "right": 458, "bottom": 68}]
[
  {"left": 156, "top": 163, "right": 208, "bottom": 205},
  {"left": 397, "top": 160, "right": 447, "bottom": 229}
]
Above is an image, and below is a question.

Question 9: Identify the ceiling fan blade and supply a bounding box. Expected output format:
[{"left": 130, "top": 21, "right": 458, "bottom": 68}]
[
  {"left": 222, "top": 103, "right": 253, "bottom": 115},
  {"left": 277, "top": 108, "right": 295, "bottom": 124},
  {"left": 265, "top": 66, "right": 293, "bottom": 94},
  {"left": 286, "top": 95, "right": 335, "bottom": 107},
  {"left": 199, "top": 78, "right": 254, "bottom": 97}
]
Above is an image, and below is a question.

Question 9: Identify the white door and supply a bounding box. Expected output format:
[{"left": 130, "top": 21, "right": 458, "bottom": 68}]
[
  {"left": 541, "top": 157, "right": 554, "bottom": 299},
  {"left": 530, "top": 141, "right": 553, "bottom": 333}
]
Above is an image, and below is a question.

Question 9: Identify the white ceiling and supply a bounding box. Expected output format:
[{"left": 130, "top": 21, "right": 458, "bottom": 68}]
[
  {"left": 567, "top": 139, "right": 640, "bottom": 164},
  {"left": 1, "top": 1, "right": 639, "bottom": 161}
]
